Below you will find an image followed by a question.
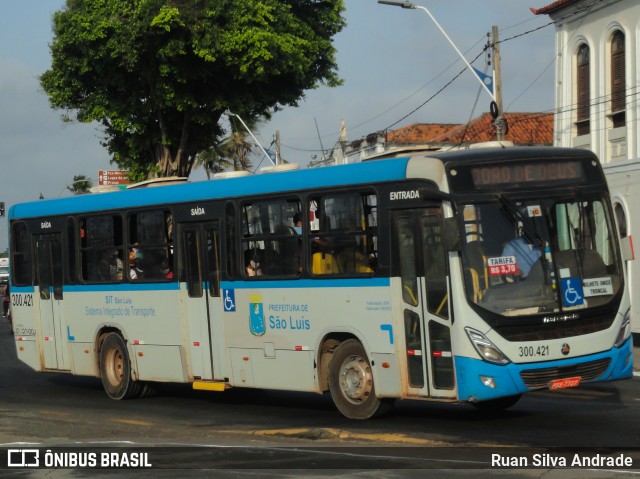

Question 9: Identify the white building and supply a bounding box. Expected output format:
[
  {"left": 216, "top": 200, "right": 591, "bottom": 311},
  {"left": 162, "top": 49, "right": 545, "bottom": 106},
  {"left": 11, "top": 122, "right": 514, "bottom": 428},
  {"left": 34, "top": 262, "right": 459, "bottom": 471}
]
[{"left": 533, "top": 0, "right": 640, "bottom": 340}]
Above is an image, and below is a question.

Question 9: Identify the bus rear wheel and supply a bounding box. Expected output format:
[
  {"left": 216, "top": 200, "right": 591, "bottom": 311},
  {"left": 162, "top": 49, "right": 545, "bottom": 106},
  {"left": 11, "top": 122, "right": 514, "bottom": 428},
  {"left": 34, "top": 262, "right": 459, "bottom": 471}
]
[
  {"left": 99, "top": 333, "right": 139, "bottom": 400},
  {"left": 328, "top": 339, "right": 393, "bottom": 419}
]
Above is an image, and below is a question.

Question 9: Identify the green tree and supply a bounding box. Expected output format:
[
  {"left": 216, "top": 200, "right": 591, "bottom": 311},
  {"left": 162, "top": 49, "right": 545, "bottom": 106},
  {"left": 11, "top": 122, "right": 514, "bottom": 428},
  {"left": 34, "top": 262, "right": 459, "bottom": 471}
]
[
  {"left": 40, "top": 0, "right": 346, "bottom": 180},
  {"left": 67, "top": 174, "right": 93, "bottom": 195}
]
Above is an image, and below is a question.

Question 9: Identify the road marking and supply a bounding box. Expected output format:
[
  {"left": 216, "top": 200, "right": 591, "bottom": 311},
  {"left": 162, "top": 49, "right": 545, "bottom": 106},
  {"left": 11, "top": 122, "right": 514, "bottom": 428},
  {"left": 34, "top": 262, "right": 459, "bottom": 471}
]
[
  {"left": 217, "top": 427, "right": 450, "bottom": 446},
  {"left": 38, "top": 410, "right": 72, "bottom": 418},
  {"left": 109, "top": 418, "right": 153, "bottom": 426}
]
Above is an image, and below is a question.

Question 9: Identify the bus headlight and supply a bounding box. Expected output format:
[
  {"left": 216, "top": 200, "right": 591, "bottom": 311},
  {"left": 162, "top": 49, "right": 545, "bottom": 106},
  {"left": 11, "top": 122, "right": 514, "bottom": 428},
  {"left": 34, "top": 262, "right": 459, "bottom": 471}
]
[
  {"left": 465, "top": 327, "right": 511, "bottom": 365},
  {"left": 614, "top": 308, "right": 631, "bottom": 348}
]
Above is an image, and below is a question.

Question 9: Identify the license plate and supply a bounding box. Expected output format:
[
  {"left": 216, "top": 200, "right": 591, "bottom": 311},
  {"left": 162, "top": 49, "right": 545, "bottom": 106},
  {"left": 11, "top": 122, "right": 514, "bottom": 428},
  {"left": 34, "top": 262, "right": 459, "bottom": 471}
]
[{"left": 549, "top": 377, "right": 582, "bottom": 390}]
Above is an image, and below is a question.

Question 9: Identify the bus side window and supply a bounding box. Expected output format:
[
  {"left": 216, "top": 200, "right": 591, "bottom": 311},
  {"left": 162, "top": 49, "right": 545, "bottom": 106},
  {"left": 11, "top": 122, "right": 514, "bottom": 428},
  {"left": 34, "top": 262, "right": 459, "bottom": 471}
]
[
  {"left": 80, "top": 215, "right": 124, "bottom": 283},
  {"left": 225, "top": 202, "right": 236, "bottom": 278},
  {"left": 308, "top": 192, "right": 377, "bottom": 276},
  {"left": 241, "top": 198, "right": 301, "bottom": 278},
  {"left": 11, "top": 222, "right": 32, "bottom": 286},
  {"left": 128, "top": 210, "right": 174, "bottom": 281}
]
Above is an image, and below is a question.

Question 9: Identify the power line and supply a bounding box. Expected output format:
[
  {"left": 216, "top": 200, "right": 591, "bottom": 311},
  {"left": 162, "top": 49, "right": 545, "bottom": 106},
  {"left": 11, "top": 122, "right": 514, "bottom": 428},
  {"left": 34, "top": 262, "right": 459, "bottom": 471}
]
[
  {"left": 381, "top": 48, "right": 488, "bottom": 132},
  {"left": 282, "top": 0, "right": 610, "bottom": 155}
]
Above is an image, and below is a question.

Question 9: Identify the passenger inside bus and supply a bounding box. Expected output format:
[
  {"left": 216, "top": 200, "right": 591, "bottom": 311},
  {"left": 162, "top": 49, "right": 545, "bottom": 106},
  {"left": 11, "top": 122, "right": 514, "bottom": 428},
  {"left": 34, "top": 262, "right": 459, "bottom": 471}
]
[
  {"left": 98, "top": 249, "right": 123, "bottom": 281},
  {"left": 244, "top": 249, "right": 263, "bottom": 277},
  {"left": 130, "top": 250, "right": 144, "bottom": 280},
  {"left": 159, "top": 258, "right": 173, "bottom": 279},
  {"left": 501, "top": 224, "right": 541, "bottom": 279},
  {"left": 293, "top": 213, "right": 303, "bottom": 234}
]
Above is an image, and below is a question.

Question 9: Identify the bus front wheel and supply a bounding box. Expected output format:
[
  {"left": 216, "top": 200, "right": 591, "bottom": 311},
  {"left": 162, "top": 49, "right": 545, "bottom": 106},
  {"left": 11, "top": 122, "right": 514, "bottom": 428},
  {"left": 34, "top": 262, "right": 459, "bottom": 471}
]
[
  {"left": 328, "top": 339, "right": 393, "bottom": 419},
  {"left": 99, "top": 333, "right": 139, "bottom": 400}
]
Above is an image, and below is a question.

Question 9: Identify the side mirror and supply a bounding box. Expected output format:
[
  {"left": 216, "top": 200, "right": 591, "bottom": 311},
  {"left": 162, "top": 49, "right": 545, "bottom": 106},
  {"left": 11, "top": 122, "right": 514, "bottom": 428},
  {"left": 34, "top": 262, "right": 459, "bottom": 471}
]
[
  {"left": 620, "top": 235, "right": 635, "bottom": 262},
  {"left": 443, "top": 217, "right": 462, "bottom": 252}
]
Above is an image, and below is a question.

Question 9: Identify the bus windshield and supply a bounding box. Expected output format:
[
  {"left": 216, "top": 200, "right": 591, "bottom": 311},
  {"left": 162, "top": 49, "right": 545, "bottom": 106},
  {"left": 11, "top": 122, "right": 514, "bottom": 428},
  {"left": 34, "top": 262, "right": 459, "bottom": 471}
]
[{"left": 460, "top": 194, "right": 622, "bottom": 317}]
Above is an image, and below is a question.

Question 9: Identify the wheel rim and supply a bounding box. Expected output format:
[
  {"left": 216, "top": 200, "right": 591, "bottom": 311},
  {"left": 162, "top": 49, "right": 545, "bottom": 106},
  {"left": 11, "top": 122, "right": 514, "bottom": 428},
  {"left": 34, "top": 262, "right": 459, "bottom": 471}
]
[
  {"left": 338, "top": 354, "right": 373, "bottom": 405},
  {"left": 105, "top": 347, "right": 124, "bottom": 387}
]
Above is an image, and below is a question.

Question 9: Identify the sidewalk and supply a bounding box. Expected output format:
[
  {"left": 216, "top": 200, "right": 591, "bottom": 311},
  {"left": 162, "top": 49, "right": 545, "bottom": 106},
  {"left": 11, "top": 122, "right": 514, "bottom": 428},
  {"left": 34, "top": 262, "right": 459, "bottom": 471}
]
[{"left": 634, "top": 346, "right": 640, "bottom": 376}]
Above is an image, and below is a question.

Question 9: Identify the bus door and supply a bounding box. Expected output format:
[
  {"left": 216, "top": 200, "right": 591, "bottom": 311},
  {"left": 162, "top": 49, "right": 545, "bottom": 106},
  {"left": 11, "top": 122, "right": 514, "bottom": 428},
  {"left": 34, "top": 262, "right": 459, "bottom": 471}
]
[
  {"left": 34, "top": 233, "right": 69, "bottom": 370},
  {"left": 393, "top": 207, "right": 455, "bottom": 399},
  {"left": 178, "top": 221, "right": 223, "bottom": 381}
]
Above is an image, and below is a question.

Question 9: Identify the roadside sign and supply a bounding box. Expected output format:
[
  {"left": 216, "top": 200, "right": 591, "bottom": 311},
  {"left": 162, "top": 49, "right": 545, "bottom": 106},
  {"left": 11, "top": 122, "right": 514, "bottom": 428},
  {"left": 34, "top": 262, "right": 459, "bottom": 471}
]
[{"left": 98, "top": 170, "right": 130, "bottom": 186}]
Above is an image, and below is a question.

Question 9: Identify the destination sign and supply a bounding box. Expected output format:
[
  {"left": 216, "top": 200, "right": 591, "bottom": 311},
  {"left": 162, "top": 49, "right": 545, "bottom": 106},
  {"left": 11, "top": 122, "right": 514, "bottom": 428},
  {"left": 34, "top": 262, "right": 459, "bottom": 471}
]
[{"left": 470, "top": 161, "right": 585, "bottom": 188}]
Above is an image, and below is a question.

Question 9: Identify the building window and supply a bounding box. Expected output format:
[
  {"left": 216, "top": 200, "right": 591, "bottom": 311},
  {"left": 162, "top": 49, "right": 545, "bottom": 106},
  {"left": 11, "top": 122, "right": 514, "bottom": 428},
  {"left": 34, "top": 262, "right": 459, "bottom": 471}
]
[
  {"left": 576, "top": 43, "right": 590, "bottom": 136},
  {"left": 611, "top": 31, "right": 625, "bottom": 128}
]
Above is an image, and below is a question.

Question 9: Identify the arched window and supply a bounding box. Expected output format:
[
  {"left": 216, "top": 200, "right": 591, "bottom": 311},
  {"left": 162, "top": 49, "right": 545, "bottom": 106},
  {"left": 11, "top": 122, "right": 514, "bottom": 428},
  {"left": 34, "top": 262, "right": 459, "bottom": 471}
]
[
  {"left": 614, "top": 202, "right": 627, "bottom": 238},
  {"left": 611, "top": 31, "right": 625, "bottom": 128},
  {"left": 576, "top": 44, "right": 590, "bottom": 136}
]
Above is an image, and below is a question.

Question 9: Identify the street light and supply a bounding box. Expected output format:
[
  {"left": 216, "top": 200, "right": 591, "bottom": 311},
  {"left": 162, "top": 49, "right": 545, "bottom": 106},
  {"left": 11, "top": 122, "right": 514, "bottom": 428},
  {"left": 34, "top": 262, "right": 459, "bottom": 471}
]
[
  {"left": 377, "top": 0, "right": 495, "bottom": 103},
  {"left": 378, "top": 0, "right": 414, "bottom": 7}
]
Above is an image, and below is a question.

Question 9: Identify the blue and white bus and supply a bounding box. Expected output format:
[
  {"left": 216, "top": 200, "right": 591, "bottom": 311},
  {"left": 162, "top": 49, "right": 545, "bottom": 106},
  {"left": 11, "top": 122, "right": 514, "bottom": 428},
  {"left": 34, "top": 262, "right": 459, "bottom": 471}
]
[{"left": 8, "top": 146, "right": 633, "bottom": 419}]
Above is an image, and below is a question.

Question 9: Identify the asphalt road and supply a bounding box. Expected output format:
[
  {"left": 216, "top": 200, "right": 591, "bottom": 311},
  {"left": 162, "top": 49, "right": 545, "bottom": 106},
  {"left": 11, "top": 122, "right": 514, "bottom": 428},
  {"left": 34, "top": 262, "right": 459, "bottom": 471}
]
[{"left": 1, "top": 316, "right": 639, "bottom": 477}]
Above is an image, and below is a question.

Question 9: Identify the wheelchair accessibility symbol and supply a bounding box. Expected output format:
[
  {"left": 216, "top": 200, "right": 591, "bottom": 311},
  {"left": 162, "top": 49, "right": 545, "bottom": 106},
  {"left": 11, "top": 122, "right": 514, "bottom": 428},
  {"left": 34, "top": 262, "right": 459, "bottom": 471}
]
[
  {"left": 561, "top": 277, "right": 584, "bottom": 307},
  {"left": 223, "top": 289, "right": 236, "bottom": 312}
]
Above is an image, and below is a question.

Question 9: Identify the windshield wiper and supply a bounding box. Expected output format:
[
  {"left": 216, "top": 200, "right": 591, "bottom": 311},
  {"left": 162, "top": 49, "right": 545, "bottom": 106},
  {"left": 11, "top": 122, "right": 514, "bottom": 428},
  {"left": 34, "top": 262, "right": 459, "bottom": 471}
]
[{"left": 497, "top": 194, "right": 544, "bottom": 247}]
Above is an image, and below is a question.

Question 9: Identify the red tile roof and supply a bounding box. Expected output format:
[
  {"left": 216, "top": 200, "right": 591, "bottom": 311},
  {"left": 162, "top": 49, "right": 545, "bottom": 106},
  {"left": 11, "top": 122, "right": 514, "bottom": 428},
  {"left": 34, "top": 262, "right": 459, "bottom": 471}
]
[
  {"left": 387, "top": 112, "right": 554, "bottom": 147},
  {"left": 530, "top": 0, "right": 580, "bottom": 15},
  {"left": 386, "top": 123, "right": 460, "bottom": 144}
]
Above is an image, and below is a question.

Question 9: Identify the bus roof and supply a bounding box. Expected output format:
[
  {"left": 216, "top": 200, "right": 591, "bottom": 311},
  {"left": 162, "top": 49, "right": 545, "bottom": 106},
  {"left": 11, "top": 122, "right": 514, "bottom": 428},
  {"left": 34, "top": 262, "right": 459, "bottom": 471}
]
[
  {"left": 9, "top": 146, "right": 598, "bottom": 220},
  {"left": 10, "top": 156, "right": 412, "bottom": 220}
]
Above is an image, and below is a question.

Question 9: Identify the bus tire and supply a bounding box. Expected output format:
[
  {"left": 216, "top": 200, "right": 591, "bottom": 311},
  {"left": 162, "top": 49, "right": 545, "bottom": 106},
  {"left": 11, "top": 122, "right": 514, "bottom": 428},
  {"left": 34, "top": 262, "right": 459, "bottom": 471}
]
[
  {"left": 99, "top": 333, "right": 139, "bottom": 400},
  {"left": 328, "top": 339, "right": 393, "bottom": 419},
  {"left": 471, "top": 394, "right": 521, "bottom": 412},
  {"left": 138, "top": 382, "right": 157, "bottom": 398}
]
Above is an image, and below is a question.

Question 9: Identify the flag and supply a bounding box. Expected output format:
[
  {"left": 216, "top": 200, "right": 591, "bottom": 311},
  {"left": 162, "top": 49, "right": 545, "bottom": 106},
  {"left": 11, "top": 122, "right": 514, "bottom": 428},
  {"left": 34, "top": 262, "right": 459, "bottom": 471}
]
[{"left": 472, "top": 66, "right": 494, "bottom": 98}]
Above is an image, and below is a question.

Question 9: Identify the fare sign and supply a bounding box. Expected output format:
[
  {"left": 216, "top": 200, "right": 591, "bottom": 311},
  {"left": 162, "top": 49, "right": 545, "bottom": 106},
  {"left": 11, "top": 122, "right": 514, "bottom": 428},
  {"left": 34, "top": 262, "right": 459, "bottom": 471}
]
[
  {"left": 487, "top": 256, "right": 518, "bottom": 276},
  {"left": 98, "top": 170, "right": 130, "bottom": 186}
]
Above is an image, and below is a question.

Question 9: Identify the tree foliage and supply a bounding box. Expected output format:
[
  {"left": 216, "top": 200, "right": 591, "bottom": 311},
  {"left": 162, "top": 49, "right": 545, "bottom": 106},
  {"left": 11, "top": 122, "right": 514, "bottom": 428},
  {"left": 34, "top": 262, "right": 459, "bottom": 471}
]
[
  {"left": 41, "top": 0, "right": 346, "bottom": 179},
  {"left": 67, "top": 174, "right": 93, "bottom": 195}
]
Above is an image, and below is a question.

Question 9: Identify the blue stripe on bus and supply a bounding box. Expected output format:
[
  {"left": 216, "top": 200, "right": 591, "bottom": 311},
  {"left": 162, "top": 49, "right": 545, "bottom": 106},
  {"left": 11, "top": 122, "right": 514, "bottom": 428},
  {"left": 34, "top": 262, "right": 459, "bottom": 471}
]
[
  {"left": 64, "top": 283, "right": 180, "bottom": 292},
  {"left": 11, "top": 286, "right": 35, "bottom": 293},
  {"left": 10, "top": 283, "right": 179, "bottom": 293},
  {"left": 221, "top": 278, "right": 390, "bottom": 289},
  {"left": 10, "top": 278, "right": 389, "bottom": 294},
  {"left": 9, "top": 158, "right": 411, "bottom": 219}
]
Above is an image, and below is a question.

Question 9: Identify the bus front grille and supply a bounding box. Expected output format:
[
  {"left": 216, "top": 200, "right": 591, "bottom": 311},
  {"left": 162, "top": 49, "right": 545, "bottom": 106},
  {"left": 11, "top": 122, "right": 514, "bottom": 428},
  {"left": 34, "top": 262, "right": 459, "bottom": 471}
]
[{"left": 520, "top": 358, "right": 611, "bottom": 389}]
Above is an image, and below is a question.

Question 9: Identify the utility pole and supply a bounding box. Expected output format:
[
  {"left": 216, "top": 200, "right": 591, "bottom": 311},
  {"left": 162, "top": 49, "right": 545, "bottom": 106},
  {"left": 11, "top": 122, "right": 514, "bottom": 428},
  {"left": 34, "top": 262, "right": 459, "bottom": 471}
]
[
  {"left": 378, "top": 1, "right": 497, "bottom": 116},
  {"left": 275, "top": 130, "right": 282, "bottom": 165},
  {"left": 492, "top": 26, "right": 506, "bottom": 141}
]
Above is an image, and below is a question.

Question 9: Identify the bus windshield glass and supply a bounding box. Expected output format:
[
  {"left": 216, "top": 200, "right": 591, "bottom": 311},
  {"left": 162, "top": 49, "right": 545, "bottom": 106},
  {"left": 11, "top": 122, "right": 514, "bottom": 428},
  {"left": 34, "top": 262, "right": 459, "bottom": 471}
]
[{"left": 460, "top": 194, "right": 622, "bottom": 317}]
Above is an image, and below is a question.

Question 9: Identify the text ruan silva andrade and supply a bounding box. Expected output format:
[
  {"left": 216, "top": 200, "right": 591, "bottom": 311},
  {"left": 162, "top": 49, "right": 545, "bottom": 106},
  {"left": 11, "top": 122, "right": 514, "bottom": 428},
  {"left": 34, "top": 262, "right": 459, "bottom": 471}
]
[{"left": 491, "top": 453, "right": 633, "bottom": 468}]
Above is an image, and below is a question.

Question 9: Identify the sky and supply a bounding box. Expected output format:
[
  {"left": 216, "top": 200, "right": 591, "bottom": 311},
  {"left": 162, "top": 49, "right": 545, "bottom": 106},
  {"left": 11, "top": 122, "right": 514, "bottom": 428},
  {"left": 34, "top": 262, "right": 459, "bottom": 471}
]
[{"left": 0, "top": 0, "right": 557, "bottom": 252}]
